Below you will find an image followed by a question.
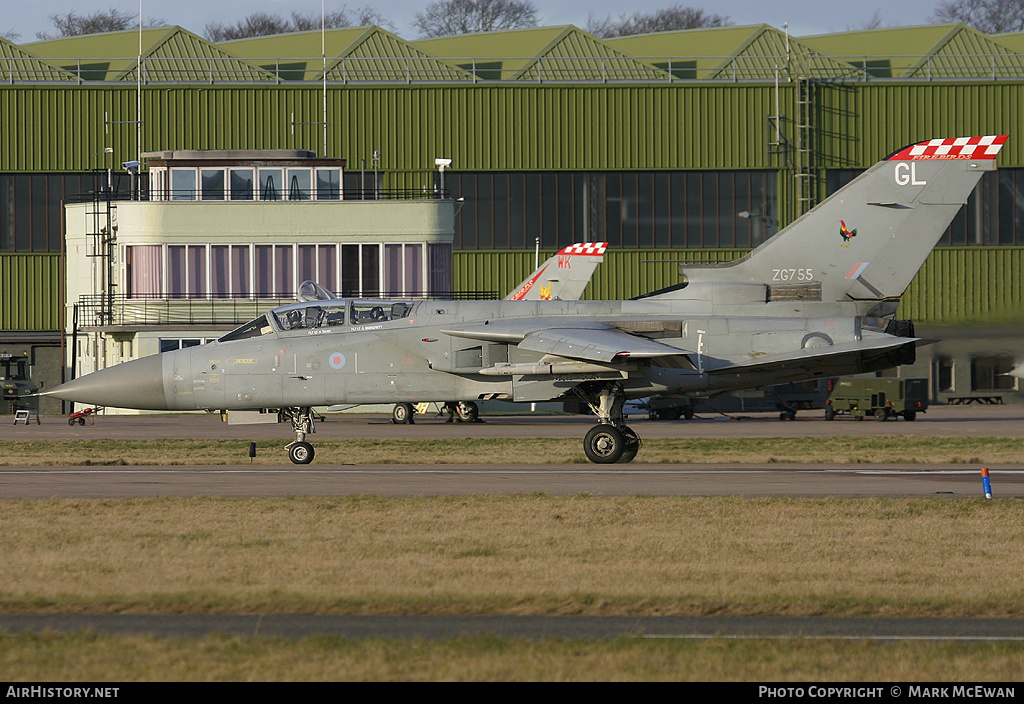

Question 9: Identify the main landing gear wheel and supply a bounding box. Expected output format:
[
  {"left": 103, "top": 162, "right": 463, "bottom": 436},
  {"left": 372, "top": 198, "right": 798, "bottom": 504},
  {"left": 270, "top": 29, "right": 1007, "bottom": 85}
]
[
  {"left": 392, "top": 403, "right": 415, "bottom": 424},
  {"left": 288, "top": 441, "right": 315, "bottom": 465},
  {"left": 584, "top": 425, "right": 625, "bottom": 464},
  {"left": 618, "top": 426, "right": 641, "bottom": 464},
  {"left": 455, "top": 401, "right": 479, "bottom": 423}
]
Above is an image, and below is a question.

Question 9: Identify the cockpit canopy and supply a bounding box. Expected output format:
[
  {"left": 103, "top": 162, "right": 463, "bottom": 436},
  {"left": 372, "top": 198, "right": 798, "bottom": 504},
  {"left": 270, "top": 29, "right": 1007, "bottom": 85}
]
[{"left": 276, "top": 302, "right": 348, "bottom": 330}]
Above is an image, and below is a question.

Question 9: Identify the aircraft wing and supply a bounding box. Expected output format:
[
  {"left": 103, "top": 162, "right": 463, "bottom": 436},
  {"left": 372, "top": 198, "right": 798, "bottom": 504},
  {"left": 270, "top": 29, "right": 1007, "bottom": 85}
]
[
  {"left": 443, "top": 321, "right": 689, "bottom": 363},
  {"left": 517, "top": 327, "right": 687, "bottom": 363}
]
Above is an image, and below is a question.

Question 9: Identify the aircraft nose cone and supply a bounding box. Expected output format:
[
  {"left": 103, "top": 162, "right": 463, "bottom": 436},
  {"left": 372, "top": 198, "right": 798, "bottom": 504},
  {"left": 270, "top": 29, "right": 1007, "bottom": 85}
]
[{"left": 46, "top": 354, "right": 169, "bottom": 410}]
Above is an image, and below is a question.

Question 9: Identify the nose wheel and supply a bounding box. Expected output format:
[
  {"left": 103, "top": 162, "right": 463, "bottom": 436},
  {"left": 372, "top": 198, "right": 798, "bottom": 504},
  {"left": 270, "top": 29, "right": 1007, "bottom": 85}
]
[{"left": 288, "top": 441, "right": 315, "bottom": 464}]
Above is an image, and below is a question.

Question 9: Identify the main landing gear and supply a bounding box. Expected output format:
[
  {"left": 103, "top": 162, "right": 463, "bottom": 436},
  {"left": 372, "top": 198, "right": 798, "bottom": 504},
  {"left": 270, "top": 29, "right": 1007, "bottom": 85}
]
[
  {"left": 281, "top": 406, "right": 317, "bottom": 464},
  {"left": 453, "top": 401, "right": 479, "bottom": 423},
  {"left": 576, "top": 383, "right": 641, "bottom": 464}
]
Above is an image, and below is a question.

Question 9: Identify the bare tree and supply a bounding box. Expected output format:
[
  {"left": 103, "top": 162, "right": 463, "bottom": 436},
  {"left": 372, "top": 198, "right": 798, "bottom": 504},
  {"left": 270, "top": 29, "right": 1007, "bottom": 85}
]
[
  {"left": 289, "top": 9, "right": 395, "bottom": 32},
  {"left": 413, "top": 0, "right": 539, "bottom": 38},
  {"left": 36, "top": 8, "right": 166, "bottom": 40},
  {"left": 1, "top": 29, "right": 20, "bottom": 42},
  {"left": 205, "top": 12, "right": 291, "bottom": 41},
  {"left": 585, "top": 5, "right": 731, "bottom": 38},
  {"left": 861, "top": 9, "right": 886, "bottom": 30},
  {"left": 930, "top": 0, "right": 1024, "bottom": 33},
  {"left": 205, "top": 6, "right": 394, "bottom": 41}
]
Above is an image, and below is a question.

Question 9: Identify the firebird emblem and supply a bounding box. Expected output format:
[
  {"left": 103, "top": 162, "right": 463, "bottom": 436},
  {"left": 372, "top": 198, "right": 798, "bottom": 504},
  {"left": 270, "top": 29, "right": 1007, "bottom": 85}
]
[{"left": 839, "top": 220, "right": 857, "bottom": 247}]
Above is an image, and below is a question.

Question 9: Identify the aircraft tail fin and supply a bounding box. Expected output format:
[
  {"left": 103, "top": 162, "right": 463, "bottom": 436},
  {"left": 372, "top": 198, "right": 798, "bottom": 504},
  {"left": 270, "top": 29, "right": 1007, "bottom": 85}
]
[
  {"left": 668, "top": 136, "right": 1007, "bottom": 305},
  {"left": 506, "top": 242, "right": 608, "bottom": 301}
]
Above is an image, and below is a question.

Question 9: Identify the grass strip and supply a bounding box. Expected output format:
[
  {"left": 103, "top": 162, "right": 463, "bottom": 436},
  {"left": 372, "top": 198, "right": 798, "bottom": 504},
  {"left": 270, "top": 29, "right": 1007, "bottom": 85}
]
[
  {"left": 2, "top": 632, "right": 1023, "bottom": 681},
  {"left": 2, "top": 436, "right": 1023, "bottom": 466},
  {"left": 2, "top": 495, "right": 1023, "bottom": 618}
]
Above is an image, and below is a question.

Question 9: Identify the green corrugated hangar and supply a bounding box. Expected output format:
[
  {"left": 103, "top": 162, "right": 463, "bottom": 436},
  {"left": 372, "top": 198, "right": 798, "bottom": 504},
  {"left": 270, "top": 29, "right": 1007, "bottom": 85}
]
[{"left": 1, "top": 21, "right": 1022, "bottom": 412}]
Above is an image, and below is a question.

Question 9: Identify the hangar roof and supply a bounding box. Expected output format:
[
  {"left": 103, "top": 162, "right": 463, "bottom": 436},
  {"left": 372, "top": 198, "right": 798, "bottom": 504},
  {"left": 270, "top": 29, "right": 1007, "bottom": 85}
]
[
  {"left": 225, "top": 26, "right": 473, "bottom": 82},
  {"left": 25, "top": 26, "right": 273, "bottom": 82},
  {"left": 994, "top": 32, "right": 1024, "bottom": 53},
  {"left": 0, "top": 37, "right": 75, "bottom": 81},
  {"left": 800, "top": 23, "right": 1024, "bottom": 79},
  {"left": 9, "top": 22, "right": 1024, "bottom": 83},
  {"left": 413, "top": 25, "right": 670, "bottom": 81},
  {"left": 606, "top": 24, "right": 859, "bottom": 80}
]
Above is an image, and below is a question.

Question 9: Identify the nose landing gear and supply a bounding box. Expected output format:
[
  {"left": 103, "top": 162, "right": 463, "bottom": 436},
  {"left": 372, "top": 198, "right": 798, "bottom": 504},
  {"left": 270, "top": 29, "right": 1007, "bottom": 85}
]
[{"left": 282, "top": 406, "right": 317, "bottom": 464}]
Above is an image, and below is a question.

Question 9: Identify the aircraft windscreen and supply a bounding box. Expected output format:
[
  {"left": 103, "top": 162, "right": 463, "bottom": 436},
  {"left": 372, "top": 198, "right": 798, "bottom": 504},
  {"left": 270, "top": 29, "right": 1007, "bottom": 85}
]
[{"left": 219, "top": 315, "right": 272, "bottom": 342}]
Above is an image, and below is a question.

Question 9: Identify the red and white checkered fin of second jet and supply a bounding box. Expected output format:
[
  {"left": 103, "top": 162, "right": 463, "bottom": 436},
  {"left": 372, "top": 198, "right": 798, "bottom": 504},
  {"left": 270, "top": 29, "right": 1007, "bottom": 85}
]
[{"left": 506, "top": 242, "right": 609, "bottom": 301}]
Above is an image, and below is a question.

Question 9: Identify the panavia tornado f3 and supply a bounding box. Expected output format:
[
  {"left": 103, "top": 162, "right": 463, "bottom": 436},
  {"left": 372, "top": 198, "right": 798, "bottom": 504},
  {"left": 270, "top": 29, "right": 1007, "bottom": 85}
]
[{"left": 46, "top": 136, "right": 1007, "bottom": 464}]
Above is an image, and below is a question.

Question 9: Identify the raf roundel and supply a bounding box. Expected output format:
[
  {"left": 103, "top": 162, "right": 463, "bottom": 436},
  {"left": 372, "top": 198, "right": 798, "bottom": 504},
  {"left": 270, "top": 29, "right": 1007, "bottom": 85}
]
[{"left": 328, "top": 352, "right": 346, "bottom": 370}]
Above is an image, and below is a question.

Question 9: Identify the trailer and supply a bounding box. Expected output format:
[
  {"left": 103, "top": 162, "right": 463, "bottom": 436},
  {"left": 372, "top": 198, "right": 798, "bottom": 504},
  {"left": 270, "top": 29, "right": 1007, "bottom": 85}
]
[
  {"left": 631, "top": 380, "right": 831, "bottom": 421},
  {"left": 824, "top": 377, "right": 928, "bottom": 421},
  {"left": 68, "top": 406, "right": 103, "bottom": 426}
]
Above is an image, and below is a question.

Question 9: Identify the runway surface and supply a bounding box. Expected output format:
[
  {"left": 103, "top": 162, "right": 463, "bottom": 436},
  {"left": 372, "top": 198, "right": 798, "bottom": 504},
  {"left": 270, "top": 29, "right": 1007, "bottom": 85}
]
[
  {"left": 4, "top": 464, "right": 1023, "bottom": 499},
  {"left": 8, "top": 403, "right": 1024, "bottom": 441},
  {"left": 2, "top": 614, "right": 1023, "bottom": 641},
  {"left": 4, "top": 405, "right": 1022, "bottom": 642},
  {"left": 4, "top": 405, "right": 1022, "bottom": 499}
]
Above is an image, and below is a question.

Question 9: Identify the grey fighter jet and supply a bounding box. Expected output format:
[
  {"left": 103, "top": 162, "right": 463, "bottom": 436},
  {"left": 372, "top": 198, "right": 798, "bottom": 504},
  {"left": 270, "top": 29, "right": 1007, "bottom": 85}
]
[{"left": 46, "top": 135, "right": 1008, "bottom": 464}]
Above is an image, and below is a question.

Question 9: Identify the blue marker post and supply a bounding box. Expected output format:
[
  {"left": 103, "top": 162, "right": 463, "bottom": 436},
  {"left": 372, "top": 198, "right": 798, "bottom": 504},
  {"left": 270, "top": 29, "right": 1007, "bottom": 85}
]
[{"left": 981, "top": 467, "right": 993, "bottom": 499}]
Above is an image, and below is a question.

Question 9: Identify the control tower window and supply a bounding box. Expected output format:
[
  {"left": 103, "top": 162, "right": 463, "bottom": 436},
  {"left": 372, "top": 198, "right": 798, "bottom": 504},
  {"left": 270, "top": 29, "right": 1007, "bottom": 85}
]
[
  {"left": 201, "top": 170, "right": 224, "bottom": 200},
  {"left": 288, "top": 169, "right": 312, "bottom": 200},
  {"left": 230, "top": 169, "right": 254, "bottom": 200},
  {"left": 260, "top": 170, "right": 282, "bottom": 201},
  {"left": 171, "top": 170, "right": 195, "bottom": 200}
]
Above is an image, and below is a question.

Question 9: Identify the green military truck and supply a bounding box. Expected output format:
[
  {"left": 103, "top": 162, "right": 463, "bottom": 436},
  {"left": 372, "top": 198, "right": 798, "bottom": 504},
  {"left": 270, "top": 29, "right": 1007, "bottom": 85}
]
[
  {"left": 824, "top": 377, "right": 928, "bottom": 421},
  {"left": 2, "top": 353, "right": 40, "bottom": 415}
]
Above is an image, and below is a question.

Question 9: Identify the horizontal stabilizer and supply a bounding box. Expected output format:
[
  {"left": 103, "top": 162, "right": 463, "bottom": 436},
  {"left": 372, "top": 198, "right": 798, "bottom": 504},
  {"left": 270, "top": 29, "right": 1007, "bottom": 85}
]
[{"left": 709, "top": 336, "right": 918, "bottom": 375}]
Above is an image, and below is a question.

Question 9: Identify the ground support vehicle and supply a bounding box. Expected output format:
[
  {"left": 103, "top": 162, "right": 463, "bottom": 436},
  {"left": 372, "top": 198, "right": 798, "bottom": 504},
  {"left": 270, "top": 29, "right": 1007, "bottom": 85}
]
[{"left": 824, "top": 377, "right": 928, "bottom": 421}]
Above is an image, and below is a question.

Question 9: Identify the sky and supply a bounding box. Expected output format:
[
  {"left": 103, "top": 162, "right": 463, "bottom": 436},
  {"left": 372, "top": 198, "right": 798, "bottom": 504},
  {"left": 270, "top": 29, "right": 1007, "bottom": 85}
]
[{"left": 4, "top": 0, "right": 942, "bottom": 44}]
